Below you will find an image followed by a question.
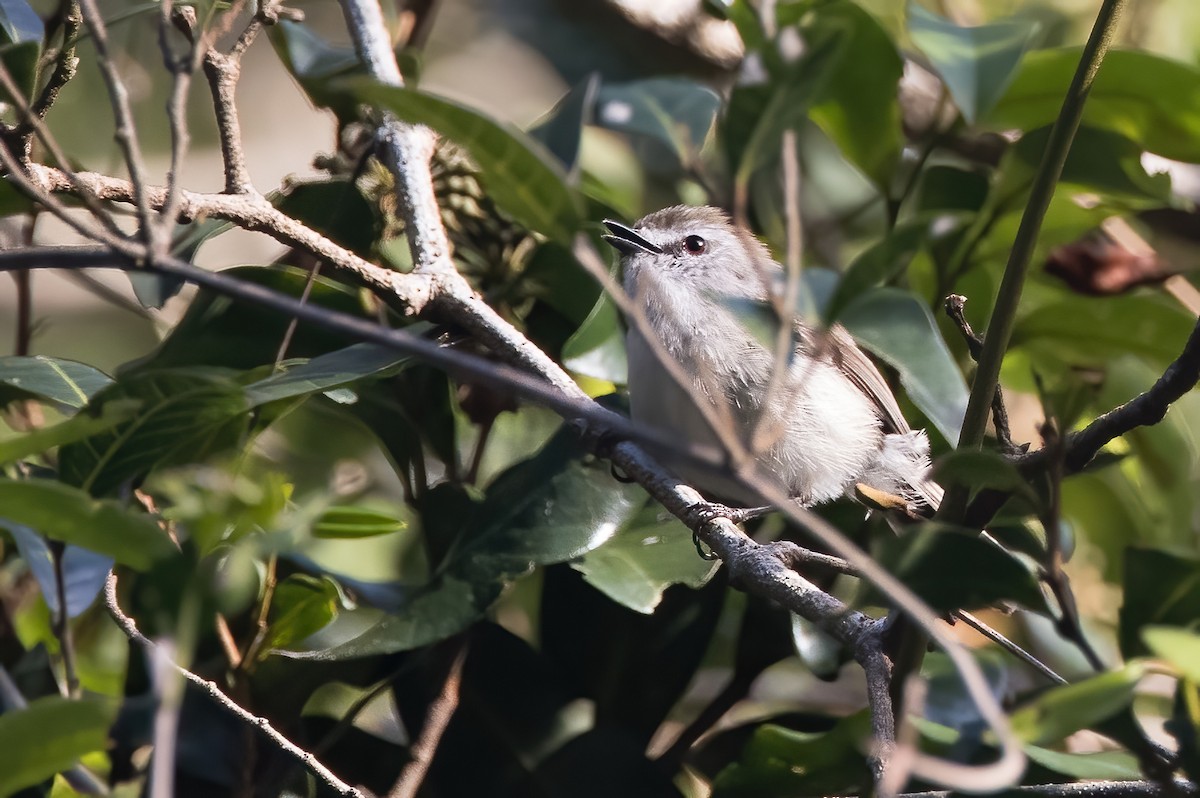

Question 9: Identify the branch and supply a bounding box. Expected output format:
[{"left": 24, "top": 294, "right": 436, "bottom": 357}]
[
  {"left": 899, "top": 781, "right": 1197, "bottom": 798},
  {"left": 103, "top": 572, "right": 366, "bottom": 798},
  {"left": 387, "top": 639, "right": 468, "bottom": 798}
]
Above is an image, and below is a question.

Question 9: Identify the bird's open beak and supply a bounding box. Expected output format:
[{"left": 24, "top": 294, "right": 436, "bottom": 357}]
[{"left": 602, "top": 220, "right": 663, "bottom": 255}]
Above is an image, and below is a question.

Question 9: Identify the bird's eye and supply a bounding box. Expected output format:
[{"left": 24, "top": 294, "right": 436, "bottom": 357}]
[{"left": 684, "top": 235, "right": 707, "bottom": 254}]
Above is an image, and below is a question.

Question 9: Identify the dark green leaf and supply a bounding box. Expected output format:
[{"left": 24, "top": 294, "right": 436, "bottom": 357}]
[
  {"left": 731, "top": 31, "right": 844, "bottom": 187},
  {"left": 932, "top": 449, "right": 1037, "bottom": 499},
  {"left": 313, "top": 504, "right": 406, "bottom": 539},
  {"left": 908, "top": 2, "right": 1039, "bottom": 123},
  {"left": 58, "top": 371, "right": 250, "bottom": 497},
  {"left": 1010, "top": 663, "right": 1145, "bottom": 746},
  {"left": 0, "top": 355, "right": 113, "bottom": 410},
  {"left": 0, "top": 39, "right": 39, "bottom": 103},
  {"left": 289, "top": 428, "right": 644, "bottom": 658},
  {"left": 244, "top": 342, "right": 413, "bottom": 407},
  {"left": 808, "top": 1, "right": 904, "bottom": 185},
  {"left": 264, "top": 575, "right": 340, "bottom": 653},
  {"left": 529, "top": 74, "right": 598, "bottom": 175},
  {"left": 594, "top": 77, "right": 721, "bottom": 166},
  {"left": 839, "top": 287, "right": 969, "bottom": 444},
  {"left": 1122, "top": 548, "right": 1200, "bottom": 660},
  {"left": 0, "top": 479, "right": 176, "bottom": 569},
  {"left": 988, "top": 49, "right": 1200, "bottom": 163},
  {"left": 571, "top": 503, "right": 718, "bottom": 613},
  {"left": 133, "top": 265, "right": 368, "bottom": 371},
  {"left": 0, "top": 399, "right": 139, "bottom": 464},
  {"left": 561, "top": 293, "right": 626, "bottom": 384},
  {"left": 339, "top": 80, "right": 582, "bottom": 243},
  {"left": 128, "top": 218, "right": 237, "bottom": 309},
  {"left": 827, "top": 221, "right": 929, "bottom": 320},
  {"left": 273, "top": 179, "right": 381, "bottom": 259},
  {"left": 867, "top": 524, "right": 1046, "bottom": 612},
  {"left": 0, "top": 696, "right": 114, "bottom": 797}
]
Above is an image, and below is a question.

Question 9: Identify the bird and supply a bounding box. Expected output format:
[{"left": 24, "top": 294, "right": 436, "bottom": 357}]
[{"left": 602, "top": 204, "right": 941, "bottom": 514}]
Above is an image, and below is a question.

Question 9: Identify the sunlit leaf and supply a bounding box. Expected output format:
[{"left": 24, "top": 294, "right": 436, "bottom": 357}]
[
  {"left": 313, "top": 504, "right": 406, "bottom": 539},
  {"left": 1143, "top": 626, "right": 1200, "bottom": 683},
  {"left": 243, "top": 342, "right": 414, "bottom": 407},
  {"left": 988, "top": 48, "right": 1200, "bottom": 163},
  {"left": 571, "top": 504, "right": 718, "bottom": 613},
  {"left": 264, "top": 575, "right": 340, "bottom": 653},
  {"left": 1010, "top": 663, "right": 1145, "bottom": 746},
  {"left": 0, "top": 479, "right": 176, "bottom": 569},
  {"left": 0, "top": 696, "right": 114, "bottom": 797},
  {"left": 0, "top": 356, "right": 113, "bottom": 410},
  {"left": 59, "top": 371, "right": 250, "bottom": 497}
]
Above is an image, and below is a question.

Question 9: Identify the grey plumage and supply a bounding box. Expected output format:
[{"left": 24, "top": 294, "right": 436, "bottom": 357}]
[{"left": 604, "top": 205, "right": 940, "bottom": 511}]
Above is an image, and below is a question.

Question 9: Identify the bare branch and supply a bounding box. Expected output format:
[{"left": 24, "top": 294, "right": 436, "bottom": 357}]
[
  {"left": 387, "top": 639, "right": 468, "bottom": 798},
  {"left": 104, "top": 572, "right": 366, "bottom": 798}
]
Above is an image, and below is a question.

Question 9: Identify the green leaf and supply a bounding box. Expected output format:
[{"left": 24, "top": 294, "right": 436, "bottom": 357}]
[
  {"left": 0, "top": 399, "right": 140, "bottom": 464},
  {"left": 908, "top": 2, "right": 1039, "bottom": 123},
  {"left": 529, "top": 74, "right": 598, "bottom": 174},
  {"left": 731, "top": 30, "right": 844, "bottom": 187},
  {"left": 58, "top": 371, "right": 250, "bottom": 497},
  {"left": 713, "top": 714, "right": 871, "bottom": 797},
  {"left": 243, "top": 342, "right": 413, "bottom": 407},
  {"left": 313, "top": 504, "right": 406, "bottom": 539},
  {"left": 931, "top": 449, "right": 1038, "bottom": 501},
  {"left": 1144, "top": 626, "right": 1200, "bottom": 682},
  {"left": 808, "top": 0, "right": 904, "bottom": 185},
  {"left": 0, "top": 0, "right": 43, "bottom": 44},
  {"left": 0, "top": 479, "right": 176, "bottom": 569},
  {"left": 1010, "top": 663, "right": 1145, "bottom": 746},
  {"left": 0, "top": 39, "right": 39, "bottom": 103},
  {"left": 594, "top": 77, "right": 721, "bottom": 166},
  {"left": 7, "top": 525, "right": 113, "bottom": 618},
  {"left": 561, "top": 294, "right": 626, "bottom": 384},
  {"left": 292, "top": 428, "right": 645, "bottom": 658},
  {"left": 273, "top": 179, "right": 381, "bottom": 259},
  {"left": 1024, "top": 745, "right": 1141, "bottom": 780},
  {"left": 0, "top": 356, "right": 113, "bottom": 410},
  {"left": 839, "top": 287, "right": 969, "bottom": 444},
  {"left": 571, "top": 504, "right": 718, "bottom": 613},
  {"left": 0, "top": 696, "right": 114, "bottom": 797},
  {"left": 827, "top": 221, "right": 929, "bottom": 320},
  {"left": 867, "top": 524, "right": 1046, "bottom": 612},
  {"left": 1004, "top": 125, "right": 1172, "bottom": 208},
  {"left": 135, "top": 265, "right": 369, "bottom": 371},
  {"left": 264, "top": 575, "right": 340, "bottom": 653},
  {"left": 1013, "top": 295, "right": 1196, "bottom": 368},
  {"left": 988, "top": 49, "right": 1200, "bottom": 164},
  {"left": 339, "top": 80, "right": 583, "bottom": 243}
]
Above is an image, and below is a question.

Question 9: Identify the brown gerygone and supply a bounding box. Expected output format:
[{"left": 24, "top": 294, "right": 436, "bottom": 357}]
[{"left": 603, "top": 205, "right": 941, "bottom": 512}]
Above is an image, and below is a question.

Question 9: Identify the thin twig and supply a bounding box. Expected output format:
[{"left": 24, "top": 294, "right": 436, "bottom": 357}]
[
  {"left": 103, "top": 572, "right": 366, "bottom": 798},
  {"left": 943, "top": 294, "right": 1023, "bottom": 454},
  {"left": 387, "top": 638, "right": 469, "bottom": 798},
  {"left": 26, "top": 0, "right": 81, "bottom": 133},
  {"left": 954, "top": 610, "right": 1067, "bottom": 685},
  {"left": 49, "top": 542, "right": 80, "bottom": 698},
  {"left": 77, "top": 0, "right": 159, "bottom": 250}
]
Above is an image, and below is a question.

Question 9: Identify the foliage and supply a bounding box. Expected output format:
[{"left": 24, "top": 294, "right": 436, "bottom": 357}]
[{"left": 1, "top": 0, "right": 1199, "bottom": 796}]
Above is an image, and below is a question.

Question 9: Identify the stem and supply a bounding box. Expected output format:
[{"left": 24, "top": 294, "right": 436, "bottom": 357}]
[{"left": 942, "top": 0, "right": 1128, "bottom": 518}]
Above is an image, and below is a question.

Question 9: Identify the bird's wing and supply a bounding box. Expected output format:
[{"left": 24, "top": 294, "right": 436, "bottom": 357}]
[{"left": 822, "top": 324, "right": 913, "bottom": 436}]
